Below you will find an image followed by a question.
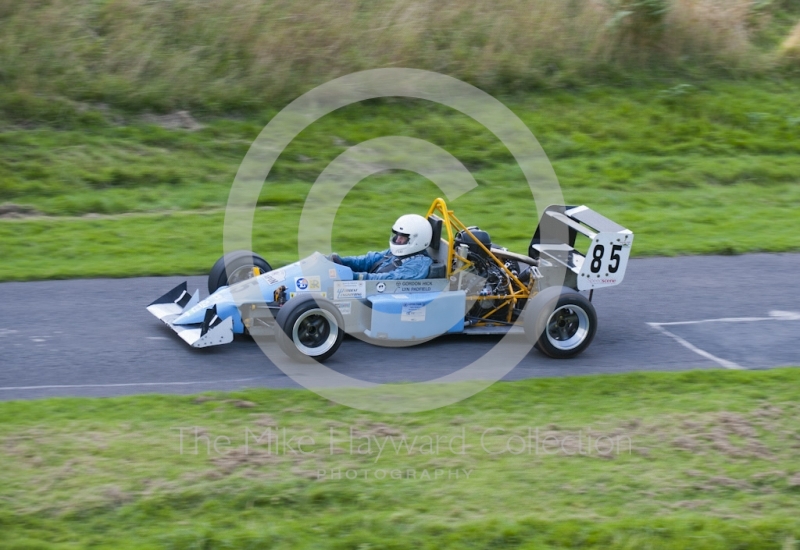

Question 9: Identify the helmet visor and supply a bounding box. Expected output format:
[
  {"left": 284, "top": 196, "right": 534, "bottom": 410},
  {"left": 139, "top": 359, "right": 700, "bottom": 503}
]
[{"left": 391, "top": 230, "right": 410, "bottom": 246}]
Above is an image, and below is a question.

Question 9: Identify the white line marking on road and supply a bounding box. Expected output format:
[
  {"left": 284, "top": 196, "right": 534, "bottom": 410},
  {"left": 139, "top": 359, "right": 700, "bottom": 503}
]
[
  {"left": 647, "top": 310, "right": 800, "bottom": 370},
  {"left": 769, "top": 310, "right": 800, "bottom": 321},
  {"left": 647, "top": 323, "right": 745, "bottom": 370},
  {"left": 0, "top": 377, "right": 266, "bottom": 391},
  {"left": 655, "top": 310, "right": 800, "bottom": 326}
]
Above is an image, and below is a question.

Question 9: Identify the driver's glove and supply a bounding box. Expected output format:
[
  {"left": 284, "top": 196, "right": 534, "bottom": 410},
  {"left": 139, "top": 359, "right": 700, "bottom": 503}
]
[
  {"left": 327, "top": 253, "right": 344, "bottom": 265},
  {"left": 354, "top": 272, "right": 367, "bottom": 281}
]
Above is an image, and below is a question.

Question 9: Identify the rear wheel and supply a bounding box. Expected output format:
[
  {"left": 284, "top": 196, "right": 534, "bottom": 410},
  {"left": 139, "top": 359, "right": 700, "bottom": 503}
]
[
  {"left": 276, "top": 295, "right": 345, "bottom": 362},
  {"left": 524, "top": 287, "right": 597, "bottom": 359},
  {"left": 208, "top": 250, "right": 272, "bottom": 294}
]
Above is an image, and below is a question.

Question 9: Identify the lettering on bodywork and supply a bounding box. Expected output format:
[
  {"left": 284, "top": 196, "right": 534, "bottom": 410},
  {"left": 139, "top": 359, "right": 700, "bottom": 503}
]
[
  {"left": 394, "top": 281, "right": 434, "bottom": 293},
  {"left": 265, "top": 269, "right": 286, "bottom": 284},
  {"left": 334, "top": 301, "right": 352, "bottom": 315},
  {"left": 334, "top": 281, "right": 367, "bottom": 299},
  {"left": 401, "top": 304, "right": 426, "bottom": 322},
  {"left": 289, "top": 292, "right": 327, "bottom": 299}
]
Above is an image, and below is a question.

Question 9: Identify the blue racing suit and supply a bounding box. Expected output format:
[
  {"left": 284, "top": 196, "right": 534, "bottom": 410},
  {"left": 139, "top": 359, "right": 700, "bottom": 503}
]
[{"left": 337, "top": 249, "right": 433, "bottom": 280}]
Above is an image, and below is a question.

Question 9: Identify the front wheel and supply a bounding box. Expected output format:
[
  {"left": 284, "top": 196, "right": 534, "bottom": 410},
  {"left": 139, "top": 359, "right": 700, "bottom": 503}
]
[
  {"left": 275, "top": 295, "right": 345, "bottom": 362},
  {"left": 524, "top": 287, "right": 597, "bottom": 359},
  {"left": 208, "top": 250, "right": 272, "bottom": 294}
]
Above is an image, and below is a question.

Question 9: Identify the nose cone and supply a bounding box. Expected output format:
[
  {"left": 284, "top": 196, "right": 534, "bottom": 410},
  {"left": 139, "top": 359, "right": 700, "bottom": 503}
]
[{"left": 173, "top": 288, "right": 234, "bottom": 325}]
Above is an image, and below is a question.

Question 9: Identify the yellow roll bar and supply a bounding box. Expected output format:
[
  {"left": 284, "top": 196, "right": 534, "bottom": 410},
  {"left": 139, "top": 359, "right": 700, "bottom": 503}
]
[{"left": 425, "top": 197, "right": 530, "bottom": 298}]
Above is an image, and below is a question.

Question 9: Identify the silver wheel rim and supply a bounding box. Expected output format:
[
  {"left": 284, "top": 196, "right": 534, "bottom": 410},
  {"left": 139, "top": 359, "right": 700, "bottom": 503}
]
[
  {"left": 545, "top": 304, "right": 590, "bottom": 351},
  {"left": 292, "top": 309, "right": 339, "bottom": 357}
]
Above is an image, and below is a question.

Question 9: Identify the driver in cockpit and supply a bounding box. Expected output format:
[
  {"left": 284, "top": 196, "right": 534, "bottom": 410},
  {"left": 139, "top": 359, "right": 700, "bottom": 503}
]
[{"left": 328, "top": 214, "right": 433, "bottom": 280}]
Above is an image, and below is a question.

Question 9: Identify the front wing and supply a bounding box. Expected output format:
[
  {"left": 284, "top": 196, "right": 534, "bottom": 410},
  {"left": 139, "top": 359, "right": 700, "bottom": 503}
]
[{"left": 147, "top": 282, "right": 234, "bottom": 348}]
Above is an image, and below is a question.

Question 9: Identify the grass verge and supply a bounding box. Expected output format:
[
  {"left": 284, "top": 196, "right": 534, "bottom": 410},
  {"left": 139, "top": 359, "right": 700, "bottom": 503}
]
[
  {"left": 2, "top": 81, "right": 800, "bottom": 280},
  {"left": 2, "top": 368, "right": 800, "bottom": 548},
  {"left": 2, "top": 180, "right": 800, "bottom": 282}
]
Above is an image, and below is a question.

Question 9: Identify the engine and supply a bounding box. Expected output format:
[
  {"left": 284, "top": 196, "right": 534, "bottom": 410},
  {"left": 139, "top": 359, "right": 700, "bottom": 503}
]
[{"left": 452, "top": 227, "right": 525, "bottom": 322}]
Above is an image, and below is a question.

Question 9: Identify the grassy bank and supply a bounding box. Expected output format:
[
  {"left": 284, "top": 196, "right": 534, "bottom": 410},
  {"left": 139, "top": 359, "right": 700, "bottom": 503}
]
[
  {"left": 2, "top": 81, "right": 800, "bottom": 280},
  {"left": 2, "top": 0, "right": 799, "bottom": 115},
  {"left": 3, "top": 181, "right": 800, "bottom": 281},
  {"left": 2, "top": 369, "right": 800, "bottom": 548}
]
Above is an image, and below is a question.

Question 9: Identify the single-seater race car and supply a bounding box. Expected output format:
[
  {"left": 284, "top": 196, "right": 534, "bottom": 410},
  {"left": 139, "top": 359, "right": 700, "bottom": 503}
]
[{"left": 148, "top": 198, "right": 633, "bottom": 361}]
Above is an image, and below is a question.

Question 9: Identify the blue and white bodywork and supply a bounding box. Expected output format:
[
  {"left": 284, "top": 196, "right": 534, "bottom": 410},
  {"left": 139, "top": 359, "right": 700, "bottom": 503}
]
[{"left": 148, "top": 252, "right": 465, "bottom": 349}]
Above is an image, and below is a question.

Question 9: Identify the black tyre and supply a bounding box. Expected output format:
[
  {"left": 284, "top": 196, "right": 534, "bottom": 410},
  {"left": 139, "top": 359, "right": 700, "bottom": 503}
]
[
  {"left": 524, "top": 286, "right": 597, "bottom": 359},
  {"left": 275, "top": 294, "right": 345, "bottom": 362},
  {"left": 208, "top": 250, "right": 272, "bottom": 294}
]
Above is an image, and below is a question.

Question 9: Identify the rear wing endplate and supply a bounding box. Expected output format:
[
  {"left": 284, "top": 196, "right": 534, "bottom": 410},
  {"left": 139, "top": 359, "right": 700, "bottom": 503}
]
[{"left": 530, "top": 205, "right": 634, "bottom": 291}]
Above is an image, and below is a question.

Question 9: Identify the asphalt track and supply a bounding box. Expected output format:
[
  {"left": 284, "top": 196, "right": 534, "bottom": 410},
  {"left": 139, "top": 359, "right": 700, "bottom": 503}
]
[{"left": 1, "top": 253, "right": 799, "bottom": 401}]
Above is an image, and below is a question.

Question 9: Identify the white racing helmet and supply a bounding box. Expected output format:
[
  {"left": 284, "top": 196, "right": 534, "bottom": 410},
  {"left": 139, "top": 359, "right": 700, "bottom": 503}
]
[{"left": 390, "top": 214, "right": 432, "bottom": 257}]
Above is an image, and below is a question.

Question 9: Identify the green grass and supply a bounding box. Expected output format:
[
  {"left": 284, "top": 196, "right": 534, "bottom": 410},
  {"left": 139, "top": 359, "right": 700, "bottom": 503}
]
[
  {"left": 2, "top": 81, "right": 800, "bottom": 281},
  {"left": 3, "top": 181, "right": 799, "bottom": 281},
  {"left": 2, "top": 0, "right": 799, "bottom": 116},
  {"left": 2, "top": 368, "right": 800, "bottom": 548},
  {"left": 3, "top": 4, "right": 800, "bottom": 548}
]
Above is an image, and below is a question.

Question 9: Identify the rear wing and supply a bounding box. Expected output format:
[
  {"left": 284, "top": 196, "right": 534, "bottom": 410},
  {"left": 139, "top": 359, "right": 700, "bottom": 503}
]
[{"left": 530, "top": 205, "right": 634, "bottom": 291}]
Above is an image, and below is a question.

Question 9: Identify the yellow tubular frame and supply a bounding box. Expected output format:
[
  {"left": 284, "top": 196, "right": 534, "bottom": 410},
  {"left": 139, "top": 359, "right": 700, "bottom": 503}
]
[{"left": 425, "top": 198, "right": 534, "bottom": 325}]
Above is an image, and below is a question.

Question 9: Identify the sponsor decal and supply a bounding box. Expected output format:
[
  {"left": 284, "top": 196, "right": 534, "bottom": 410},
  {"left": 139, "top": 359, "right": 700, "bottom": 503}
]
[
  {"left": 394, "top": 281, "right": 435, "bottom": 292},
  {"left": 401, "top": 303, "right": 426, "bottom": 322},
  {"left": 334, "top": 280, "right": 366, "bottom": 299},
  {"left": 265, "top": 269, "right": 286, "bottom": 284},
  {"left": 376, "top": 282, "right": 386, "bottom": 293},
  {"left": 295, "top": 276, "right": 321, "bottom": 292},
  {"left": 334, "top": 301, "right": 352, "bottom": 315},
  {"left": 329, "top": 269, "right": 338, "bottom": 279},
  {"left": 289, "top": 292, "right": 327, "bottom": 299}
]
